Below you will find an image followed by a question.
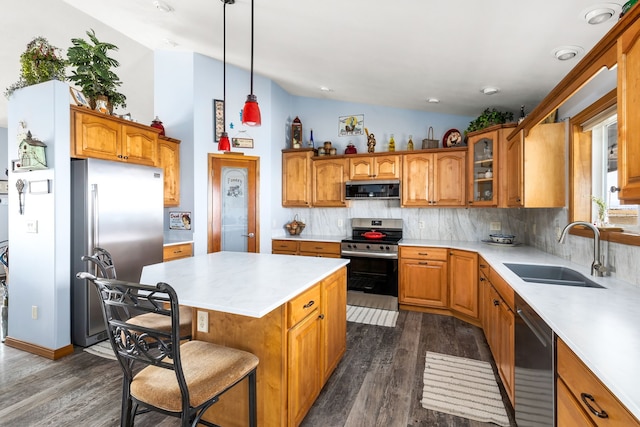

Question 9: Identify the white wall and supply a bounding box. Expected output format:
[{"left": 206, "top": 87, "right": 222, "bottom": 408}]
[
  {"left": 0, "top": 127, "right": 8, "bottom": 242},
  {"left": 7, "top": 81, "right": 71, "bottom": 349}
]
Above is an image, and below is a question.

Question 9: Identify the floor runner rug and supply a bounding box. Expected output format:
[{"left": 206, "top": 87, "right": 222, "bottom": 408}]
[
  {"left": 346, "top": 305, "right": 398, "bottom": 327},
  {"left": 346, "top": 291, "right": 398, "bottom": 311},
  {"left": 83, "top": 340, "right": 117, "bottom": 361},
  {"left": 421, "top": 351, "right": 510, "bottom": 427}
]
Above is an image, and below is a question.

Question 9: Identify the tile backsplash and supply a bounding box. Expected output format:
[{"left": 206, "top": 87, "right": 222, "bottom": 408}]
[{"left": 281, "top": 203, "right": 640, "bottom": 286}]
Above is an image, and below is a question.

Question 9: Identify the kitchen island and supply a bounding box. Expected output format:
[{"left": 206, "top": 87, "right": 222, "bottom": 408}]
[{"left": 141, "top": 251, "right": 349, "bottom": 427}]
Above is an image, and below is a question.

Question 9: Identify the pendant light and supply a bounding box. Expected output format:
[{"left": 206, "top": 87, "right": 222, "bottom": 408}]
[
  {"left": 218, "top": 0, "right": 234, "bottom": 151},
  {"left": 241, "top": 0, "right": 261, "bottom": 126}
]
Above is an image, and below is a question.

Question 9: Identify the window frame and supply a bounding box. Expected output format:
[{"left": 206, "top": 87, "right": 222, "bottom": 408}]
[{"left": 568, "top": 89, "right": 640, "bottom": 246}]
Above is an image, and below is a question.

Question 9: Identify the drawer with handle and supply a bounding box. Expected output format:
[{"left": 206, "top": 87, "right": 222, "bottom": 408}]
[{"left": 287, "top": 284, "right": 321, "bottom": 328}]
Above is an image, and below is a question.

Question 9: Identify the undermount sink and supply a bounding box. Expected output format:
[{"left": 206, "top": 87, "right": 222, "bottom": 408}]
[{"left": 504, "top": 263, "right": 605, "bottom": 288}]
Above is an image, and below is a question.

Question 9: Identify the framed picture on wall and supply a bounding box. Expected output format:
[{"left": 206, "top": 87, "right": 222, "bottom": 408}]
[
  {"left": 338, "top": 114, "right": 364, "bottom": 136},
  {"left": 213, "top": 99, "right": 224, "bottom": 142}
]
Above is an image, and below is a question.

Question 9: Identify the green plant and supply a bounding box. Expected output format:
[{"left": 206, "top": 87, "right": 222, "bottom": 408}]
[
  {"left": 4, "top": 36, "right": 67, "bottom": 99},
  {"left": 465, "top": 108, "right": 514, "bottom": 135},
  {"left": 66, "top": 29, "right": 126, "bottom": 109},
  {"left": 591, "top": 195, "right": 607, "bottom": 224}
]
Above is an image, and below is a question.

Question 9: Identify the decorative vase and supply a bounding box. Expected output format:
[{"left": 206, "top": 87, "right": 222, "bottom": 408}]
[
  {"left": 150, "top": 116, "right": 165, "bottom": 136},
  {"left": 94, "top": 95, "right": 109, "bottom": 114},
  {"left": 345, "top": 143, "right": 357, "bottom": 154}
]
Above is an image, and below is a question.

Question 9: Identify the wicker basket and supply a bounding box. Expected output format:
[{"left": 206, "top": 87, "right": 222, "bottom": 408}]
[
  {"left": 422, "top": 126, "right": 439, "bottom": 149},
  {"left": 285, "top": 215, "right": 306, "bottom": 235}
]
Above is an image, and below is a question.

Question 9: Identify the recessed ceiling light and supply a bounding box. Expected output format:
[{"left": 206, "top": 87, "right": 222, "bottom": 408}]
[
  {"left": 585, "top": 7, "right": 615, "bottom": 24},
  {"left": 481, "top": 87, "right": 500, "bottom": 95},
  {"left": 427, "top": 98, "right": 440, "bottom": 104},
  {"left": 552, "top": 46, "right": 584, "bottom": 61},
  {"left": 163, "top": 38, "right": 178, "bottom": 47},
  {"left": 320, "top": 86, "right": 333, "bottom": 92},
  {"left": 153, "top": 0, "right": 174, "bottom": 12}
]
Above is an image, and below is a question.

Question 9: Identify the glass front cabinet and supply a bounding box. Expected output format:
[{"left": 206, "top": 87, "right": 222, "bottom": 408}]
[{"left": 467, "top": 124, "right": 516, "bottom": 207}]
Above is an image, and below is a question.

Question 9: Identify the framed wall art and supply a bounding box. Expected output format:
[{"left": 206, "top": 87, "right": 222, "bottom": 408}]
[
  {"left": 338, "top": 114, "right": 364, "bottom": 136},
  {"left": 70, "top": 87, "right": 90, "bottom": 108},
  {"left": 232, "top": 137, "right": 254, "bottom": 148},
  {"left": 213, "top": 99, "right": 224, "bottom": 142}
]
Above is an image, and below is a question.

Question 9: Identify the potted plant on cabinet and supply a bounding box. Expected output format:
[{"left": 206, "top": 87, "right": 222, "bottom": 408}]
[
  {"left": 4, "top": 36, "right": 67, "bottom": 99},
  {"left": 465, "top": 108, "right": 515, "bottom": 135},
  {"left": 66, "top": 29, "right": 127, "bottom": 112}
]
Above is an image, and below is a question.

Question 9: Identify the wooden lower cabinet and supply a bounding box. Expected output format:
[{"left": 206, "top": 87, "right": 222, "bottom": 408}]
[
  {"left": 399, "top": 246, "right": 448, "bottom": 308},
  {"left": 162, "top": 242, "right": 193, "bottom": 261},
  {"left": 199, "top": 267, "right": 347, "bottom": 427},
  {"left": 481, "top": 273, "right": 515, "bottom": 405},
  {"left": 448, "top": 249, "right": 478, "bottom": 320},
  {"left": 272, "top": 239, "right": 341, "bottom": 258},
  {"left": 557, "top": 338, "right": 640, "bottom": 426}
]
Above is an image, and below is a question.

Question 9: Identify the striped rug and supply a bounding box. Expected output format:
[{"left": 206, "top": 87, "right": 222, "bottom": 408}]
[
  {"left": 421, "top": 351, "right": 510, "bottom": 427},
  {"left": 83, "top": 340, "right": 117, "bottom": 361},
  {"left": 346, "top": 305, "right": 398, "bottom": 327}
]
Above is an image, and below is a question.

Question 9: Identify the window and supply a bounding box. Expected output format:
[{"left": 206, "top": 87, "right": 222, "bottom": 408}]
[
  {"left": 569, "top": 89, "right": 640, "bottom": 245},
  {"left": 589, "top": 115, "right": 639, "bottom": 232}
]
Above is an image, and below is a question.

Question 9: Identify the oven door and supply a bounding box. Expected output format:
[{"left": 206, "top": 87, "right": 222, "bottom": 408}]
[{"left": 341, "top": 254, "right": 398, "bottom": 297}]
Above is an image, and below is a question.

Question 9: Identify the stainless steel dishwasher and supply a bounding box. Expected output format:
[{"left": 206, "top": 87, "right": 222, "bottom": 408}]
[{"left": 515, "top": 294, "right": 555, "bottom": 426}]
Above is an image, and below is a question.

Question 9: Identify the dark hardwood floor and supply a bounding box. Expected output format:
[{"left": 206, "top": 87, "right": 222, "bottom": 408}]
[{"left": 0, "top": 311, "right": 515, "bottom": 427}]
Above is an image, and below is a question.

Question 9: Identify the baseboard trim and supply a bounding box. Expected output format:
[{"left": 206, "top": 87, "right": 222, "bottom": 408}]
[{"left": 4, "top": 337, "right": 75, "bottom": 360}]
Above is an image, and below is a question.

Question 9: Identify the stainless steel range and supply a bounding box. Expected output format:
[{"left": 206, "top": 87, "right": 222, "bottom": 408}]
[{"left": 341, "top": 218, "right": 402, "bottom": 296}]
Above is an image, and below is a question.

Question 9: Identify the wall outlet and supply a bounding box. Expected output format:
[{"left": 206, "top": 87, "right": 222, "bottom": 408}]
[
  {"left": 31, "top": 305, "right": 38, "bottom": 320},
  {"left": 490, "top": 222, "right": 501, "bottom": 231},
  {"left": 338, "top": 219, "right": 343, "bottom": 227},
  {"left": 419, "top": 221, "right": 425, "bottom": 229},
  {"left": 197, "top": 310, "right": 209, "bottom": 333},
  {"left": 26, "top": 219, "right": 38, "bottom": 233}
]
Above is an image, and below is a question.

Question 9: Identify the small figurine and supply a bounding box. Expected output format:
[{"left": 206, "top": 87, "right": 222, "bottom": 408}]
[{"left": 365, "top": 128, "right": 376, "bottom": 153}]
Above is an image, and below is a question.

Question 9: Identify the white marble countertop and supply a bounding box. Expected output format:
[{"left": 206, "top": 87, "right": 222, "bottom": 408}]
[
  {"left": 140, "top": 251, "right": 349, "bottom": 318},
  {"left": 401, "top": 239, "right": 640, "bottom": 420}
]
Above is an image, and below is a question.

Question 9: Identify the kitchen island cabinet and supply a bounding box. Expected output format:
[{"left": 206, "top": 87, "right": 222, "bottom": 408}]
[{"left": 140, "top": 252, "right": 348, "bottom": 427}]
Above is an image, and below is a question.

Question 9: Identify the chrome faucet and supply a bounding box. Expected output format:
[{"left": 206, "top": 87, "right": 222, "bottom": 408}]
[{"left": 558, "top": 221, "right": 606, "bottom": 277}]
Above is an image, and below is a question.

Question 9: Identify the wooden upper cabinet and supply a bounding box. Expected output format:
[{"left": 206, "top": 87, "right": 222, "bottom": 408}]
[
  {"left": 618, "top": 15, "right": 640, "bottom": 204},
  {"left": 349, "top": 154, "right": 400, "bottom": 180},
  {"left": 158, "top": 136, "right": 181, "bottom": 207},
  {"left": 505, "top": 123, "right": 565, "bottom": 208},
  {"left": 402, "top": 150, "right": 466, "bottom": 207},
  {"left": 282, "top": 149, "right": 313, "bottom": 207},
  {"left": 312, "top": 157, "right": 347, "bottom": 207},
  {"left": 71, "top": 106, "right": 159, "bottom": 166}
]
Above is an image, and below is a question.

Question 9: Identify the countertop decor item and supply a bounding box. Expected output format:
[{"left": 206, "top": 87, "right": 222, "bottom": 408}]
[
  {"left": 150, "top": 116, "right": 165, "bottom": 135},
  {"left": 488, "top": 234, "right": 516, "bottom": 244},
  {"left": 285, "top": 215, "right": 306, "bottom": 235},
  {"left": 67, "top": 29, "right": 127, "bottom": 111},
  {"left": 291, "top": 116, "right": 302, "bottom": 149},
  {"left": 443, "top": 129, "right": 463, "bottom": 147},
  {"left": 407, "top": 135, "right": 414, "bottom": 150},
  {"left": 345, "top": 142, "right": 357, "bottom": 154},
  {"left": 422, "top": 127, "right": 439, "bottom": 149},
  {"left": 5, "top": 36, "right": 67, "bottom": 100},
  {"left": 365, "top": 128, "right": 376, "bottom": 153}
]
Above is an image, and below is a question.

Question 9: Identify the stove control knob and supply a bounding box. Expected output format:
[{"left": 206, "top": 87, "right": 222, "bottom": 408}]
[
  {"left": 379, "top": 245, "right": 385, "bottom": 250},
  {"left": 385, "top": 246, "right": 390, "bottom": 250},
  {"left": 366, "top": 245, "right": 371, "bottom": 249}
]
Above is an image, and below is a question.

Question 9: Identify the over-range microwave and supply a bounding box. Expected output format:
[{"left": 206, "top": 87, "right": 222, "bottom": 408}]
[{"left": 345, "top": 180, "right": 401, "bottom": 200}]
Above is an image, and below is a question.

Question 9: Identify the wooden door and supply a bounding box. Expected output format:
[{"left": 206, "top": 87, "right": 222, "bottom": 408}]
[
  {"left": 401, "top": 153, "right": 433, "bottom": 207},
  {"left": 618, "top": 16, "right": 640, "bottom": 203},
  {"left": 282, "top": 149, "right": 312, "bottom": 207},
  {"left": 449, "top": 249, "right": 478, "bottom": 319},
  {"left": 433, "top": 151, "right": 466, "bottom": 206},
  {"left": 506, "top": 133, "right": 524, "bottom": 207},
  {"left": 468, "top": 131, "right": 498, "bottom": 206},
  {"left": 208, "top": 154, "right": 259, "bottom": 253},
  {"left": 399, "top": 258, "right": 448, "bottom": 307},
  {"left": 313, "top": 158, "right": 347, "bottom": 207}
]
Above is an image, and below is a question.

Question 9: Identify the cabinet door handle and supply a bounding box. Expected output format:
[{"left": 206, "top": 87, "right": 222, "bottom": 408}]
[
  {"left": 493, "top": 299, "right": 500, "bottom": 306},
  {"left": 419, "top": 261, "right": 429, "bottom": 265},
  {"left": 318, "top": 314, "right": 325, "bottom": 320},
  {"left": 303, "top": 300, "right": 315, "bottom": 309},
  {"left": 480, "top": 264, "right": 487, "bottom": 268},
  {"left": 480, "top": 277, "right": 485, "bottom": 281},
  {"left": 580, "top": 393, "right": 609, "bottom": 419},
  {"left": 418, "top": 252, "right": 429, "bottom": 256}
]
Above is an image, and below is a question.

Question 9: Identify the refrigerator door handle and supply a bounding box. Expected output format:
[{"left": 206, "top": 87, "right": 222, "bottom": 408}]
[{"left": 89, "top": 183, "right": 98, "bottom": 252}]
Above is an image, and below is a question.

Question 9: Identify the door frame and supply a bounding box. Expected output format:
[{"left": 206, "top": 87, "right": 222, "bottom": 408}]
[{"left": 207, "top": 153, "right": 260, "bottom": 253}]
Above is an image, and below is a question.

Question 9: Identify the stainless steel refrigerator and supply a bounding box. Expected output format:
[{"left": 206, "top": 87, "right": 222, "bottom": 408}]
[{"left": 70, "top": 158, "right": 164, "bottom": 347}]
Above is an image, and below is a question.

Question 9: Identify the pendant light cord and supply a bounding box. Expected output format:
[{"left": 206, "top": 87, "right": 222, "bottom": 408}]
[
  {"left": 250, "top": 0, "right": 254, "bottom": 95},
  {"left": 223, "top": 1, "right": 227, "bottom": 128}
]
